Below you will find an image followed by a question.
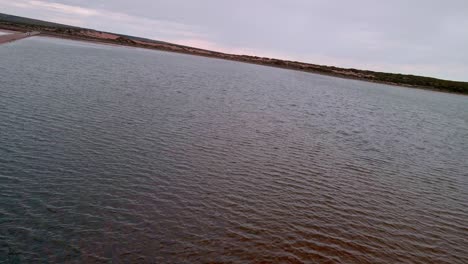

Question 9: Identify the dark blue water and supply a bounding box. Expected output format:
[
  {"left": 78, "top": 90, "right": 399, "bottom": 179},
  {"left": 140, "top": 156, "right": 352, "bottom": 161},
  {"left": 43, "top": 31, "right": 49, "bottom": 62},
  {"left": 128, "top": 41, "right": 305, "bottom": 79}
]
[{"left": 1, "top": 36, "right": 467, "bottom": 263}]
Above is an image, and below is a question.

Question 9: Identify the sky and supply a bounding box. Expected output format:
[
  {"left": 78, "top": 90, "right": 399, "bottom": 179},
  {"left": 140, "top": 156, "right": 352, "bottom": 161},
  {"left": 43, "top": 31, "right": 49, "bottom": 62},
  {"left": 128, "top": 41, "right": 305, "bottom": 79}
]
[{"left": 1, "top": 0, "right": 467, "bottom": 81}]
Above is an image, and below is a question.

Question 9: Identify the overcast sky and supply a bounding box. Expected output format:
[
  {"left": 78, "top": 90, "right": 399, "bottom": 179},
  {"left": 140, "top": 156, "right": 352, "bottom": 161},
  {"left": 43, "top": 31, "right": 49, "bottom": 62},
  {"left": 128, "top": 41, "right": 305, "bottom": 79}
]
[{"left": 1, "top": 0, "right": 467, "bottom": 81}]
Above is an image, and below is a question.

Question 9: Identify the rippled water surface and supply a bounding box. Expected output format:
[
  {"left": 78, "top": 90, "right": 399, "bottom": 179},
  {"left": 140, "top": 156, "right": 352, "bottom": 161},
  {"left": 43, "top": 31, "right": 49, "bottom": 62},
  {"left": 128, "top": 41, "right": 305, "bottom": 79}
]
[{"left": 1, "top": 37, "right": 467, "bottom": 263}]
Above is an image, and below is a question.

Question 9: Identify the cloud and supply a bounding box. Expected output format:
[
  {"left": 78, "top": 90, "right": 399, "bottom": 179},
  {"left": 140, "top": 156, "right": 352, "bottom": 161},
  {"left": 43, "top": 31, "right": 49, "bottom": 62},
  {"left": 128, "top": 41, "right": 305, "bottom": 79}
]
[
  {"left": 26, "top": 0, "right": 99, "bottom": 16},
  {"left": 0, "top": 0, "right": 204, "bottom": 39}
]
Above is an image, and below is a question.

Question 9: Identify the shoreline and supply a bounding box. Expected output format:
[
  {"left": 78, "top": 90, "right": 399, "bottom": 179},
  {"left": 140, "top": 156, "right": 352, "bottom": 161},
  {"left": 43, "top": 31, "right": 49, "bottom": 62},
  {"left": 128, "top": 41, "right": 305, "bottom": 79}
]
[
  {"left": 0, "top": 31, "right": 40, "bottom": 45},
  {"left": 0, "top": 28, "right": 17, "bottom": 33},
  {"left": 41, "top": 33, "right": 464, "bottom": 96},
  {"left": 0, "top": 23, "right": 466, "bottom": 95}
]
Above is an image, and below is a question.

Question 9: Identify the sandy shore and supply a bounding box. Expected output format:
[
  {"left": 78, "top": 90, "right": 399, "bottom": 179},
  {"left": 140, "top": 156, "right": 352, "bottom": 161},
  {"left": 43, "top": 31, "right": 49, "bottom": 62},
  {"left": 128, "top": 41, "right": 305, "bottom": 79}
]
[
  {"left": 0, "top": 28, "right": 18, "bottom": 33},
  {"left": 0, "top": 31, "right": 40, "bottom": 45}
]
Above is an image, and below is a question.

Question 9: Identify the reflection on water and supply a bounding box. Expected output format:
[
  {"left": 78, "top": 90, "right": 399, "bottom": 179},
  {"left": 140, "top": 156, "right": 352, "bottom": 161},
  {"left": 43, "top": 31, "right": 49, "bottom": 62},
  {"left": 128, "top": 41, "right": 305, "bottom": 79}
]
[{"left": 0, "top": 37, "right": 467, "bottom": 263}]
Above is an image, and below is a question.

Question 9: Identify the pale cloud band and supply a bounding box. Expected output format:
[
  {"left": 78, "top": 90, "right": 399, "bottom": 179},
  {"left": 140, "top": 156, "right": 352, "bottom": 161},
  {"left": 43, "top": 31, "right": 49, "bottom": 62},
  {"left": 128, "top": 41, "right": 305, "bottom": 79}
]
[{"left": 0, "top": 0, "right": 204, "bottom": 38}]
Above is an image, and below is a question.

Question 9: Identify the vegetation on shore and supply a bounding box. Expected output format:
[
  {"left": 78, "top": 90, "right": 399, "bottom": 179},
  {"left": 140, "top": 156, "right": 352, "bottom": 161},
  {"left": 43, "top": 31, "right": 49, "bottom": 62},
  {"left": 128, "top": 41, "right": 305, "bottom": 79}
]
[{"left": 1, "top": 12, "right": 467, "bottom": 95}]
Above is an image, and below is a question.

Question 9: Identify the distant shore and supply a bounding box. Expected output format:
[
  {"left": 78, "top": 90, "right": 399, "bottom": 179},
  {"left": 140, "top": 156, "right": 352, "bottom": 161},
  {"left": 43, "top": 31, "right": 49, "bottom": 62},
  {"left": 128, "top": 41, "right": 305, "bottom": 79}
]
[
  {"left": 1, "top": 27, "right": 21, "bottom": 32},
  {"left": 0, "top": 29, "right": 16, "bottom": 33},
  {"left": 0, "top": 31, "right": 40, "bottom": 45},
  {"left": 0, "top": 20, "right": 467, "bottom": 95}
]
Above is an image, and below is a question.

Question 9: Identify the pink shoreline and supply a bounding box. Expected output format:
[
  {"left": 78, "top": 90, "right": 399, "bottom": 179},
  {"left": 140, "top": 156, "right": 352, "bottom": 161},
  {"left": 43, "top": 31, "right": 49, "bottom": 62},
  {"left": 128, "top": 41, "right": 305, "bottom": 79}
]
[
  {"left": 0, "top": 31, "right": 39, "bottom": 45},
  {"left": 0, "top": 29, "right": 18, "bottom": 34}
]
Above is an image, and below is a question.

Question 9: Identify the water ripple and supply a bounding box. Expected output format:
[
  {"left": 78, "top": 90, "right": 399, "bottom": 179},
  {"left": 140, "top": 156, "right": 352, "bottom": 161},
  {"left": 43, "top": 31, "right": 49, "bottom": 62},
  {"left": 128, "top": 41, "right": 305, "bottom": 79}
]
[{"left": 0, "top": 37, "right": 467, "bottom": 263}]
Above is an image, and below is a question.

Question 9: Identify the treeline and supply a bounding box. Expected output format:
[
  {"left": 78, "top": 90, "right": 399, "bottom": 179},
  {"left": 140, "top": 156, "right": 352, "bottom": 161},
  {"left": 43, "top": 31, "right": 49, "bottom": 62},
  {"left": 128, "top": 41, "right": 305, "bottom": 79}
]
[
  {"left": 371, "top": 73, "right": 468, "bottom": 94},
  {"left": 237, "top": 56, "right": 468, "bottom": 94}
]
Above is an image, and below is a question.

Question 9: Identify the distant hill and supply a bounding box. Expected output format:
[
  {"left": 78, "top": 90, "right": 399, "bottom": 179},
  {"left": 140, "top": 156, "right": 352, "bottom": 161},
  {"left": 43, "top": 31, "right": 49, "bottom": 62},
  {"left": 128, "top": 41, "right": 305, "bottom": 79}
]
[
  {"left": 1, "top": 12, "right": 467, "bottom": 94},
  {"left": 0, "top": 13, "right": 204, "bottom": 49},
  {"left": 0, "top": 13, "right": 79, "bottom": 29}
]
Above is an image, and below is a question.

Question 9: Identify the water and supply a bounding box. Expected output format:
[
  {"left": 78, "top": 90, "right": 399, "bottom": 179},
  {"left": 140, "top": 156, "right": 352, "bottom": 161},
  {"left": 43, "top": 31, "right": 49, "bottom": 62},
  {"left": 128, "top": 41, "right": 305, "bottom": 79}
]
[{"left": 1, "top": 37, "right": 467, "bottom": 263}]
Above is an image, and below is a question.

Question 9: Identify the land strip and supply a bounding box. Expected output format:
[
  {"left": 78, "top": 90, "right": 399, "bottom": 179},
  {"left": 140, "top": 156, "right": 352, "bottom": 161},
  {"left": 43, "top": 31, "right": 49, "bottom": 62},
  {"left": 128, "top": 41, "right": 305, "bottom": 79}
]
[
  {"left": 0, "top": 31, "right": 40, "bottom": 45},
  {"left": 0, "top": 12, "right": 467, "bottom": 94}
]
